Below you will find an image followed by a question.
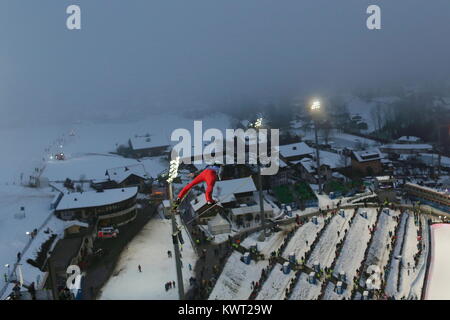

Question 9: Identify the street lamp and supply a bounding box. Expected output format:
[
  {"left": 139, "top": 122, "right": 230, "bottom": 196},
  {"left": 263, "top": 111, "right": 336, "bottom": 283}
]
[
  {"left": 253, "top": 117, "right": 268, "bottom": 241},
  {"left": 167, "top": 156, "right": 185, "bottom": 300},
  {"left": 310, "top": 100, "right": 322, "bottom": 194}
]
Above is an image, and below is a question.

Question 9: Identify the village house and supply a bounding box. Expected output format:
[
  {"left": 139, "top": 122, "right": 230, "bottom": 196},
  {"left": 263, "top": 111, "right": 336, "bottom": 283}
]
[
  {"left": 91, "top": 167, "right": 151, "bottom": 193},
  {"left": 128, "top": 135, "right": 170, "bottom": 158},
  {"left": 188, "top": 176, "right": 274, "bottom": 226},
  {"left": 351, "top": 149, "right": 383, "bottom": 176},
  {"left": 278, "top": 142, "right": 314, "bottom": 162}
]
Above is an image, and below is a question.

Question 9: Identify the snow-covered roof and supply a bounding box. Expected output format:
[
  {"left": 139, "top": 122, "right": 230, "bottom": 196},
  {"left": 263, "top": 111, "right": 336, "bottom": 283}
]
[
  {"left": 190, "top": 177, "right": 257, "bottom": 211},
  {"left": 278, "top": 142, "right": 314, "bottom": 159},
  {"left": 129, "top": 136, "right": 170, "bottom": 151},
  {"left": 63, "top": 220, "right": 89, "bottom": 229},
  {"left": 332, "top": 172, "right": 347, "bottom": 180},
  {"left": 162, "top": 200, "right": 171, "bottom": 208},
  {"left": 107, "top": 165, "right": 150, "bottom": 183},
  {"left": 405, "top": 183, "right": 450, "bottom": 197},
  {"left": 290, "top": 119, "right": 306, "bottom": 129},
  {"left": 295, "top": 158, "right": 316, "bottom": 173},
  {"left": 397, "top": 136, "right": 421, "bottom": 143},
  {"left": 352, "top": 149, "right": 382, "bottom": 163},
  {"left": 214, "top": 177, "right": 257, "bottom": 199},
  {"left": 375, "top": 176, "right": 394, "bottom": 182},
  {"left": 380, "top": 143, "right": 433, "bottom": 151},
  {"left": 56, "top": 187, "right": 138, "bottom": 211},
  {"left": 317, "top": 150, "right": 346, "bottom": 169}
]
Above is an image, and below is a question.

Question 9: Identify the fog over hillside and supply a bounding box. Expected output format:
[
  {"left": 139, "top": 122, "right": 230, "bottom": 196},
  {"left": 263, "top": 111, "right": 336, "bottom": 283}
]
[{"left": 1, "top": 0, "right": 450, "bottom": 128}]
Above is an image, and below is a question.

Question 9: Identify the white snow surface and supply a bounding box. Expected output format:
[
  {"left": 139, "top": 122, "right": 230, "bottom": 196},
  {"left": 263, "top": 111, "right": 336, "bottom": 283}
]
[
  {"left": 98, "top": 216, "right": 196, "bottom": 300},
  {"left": 323, "top": 208, "right": 378, "bottom": 300},
  {"left": 209, "top": 251, "right": 269, "bottom": 300},
  {"left": 425, "top": 224, "right": 450, "bottom": 300}
]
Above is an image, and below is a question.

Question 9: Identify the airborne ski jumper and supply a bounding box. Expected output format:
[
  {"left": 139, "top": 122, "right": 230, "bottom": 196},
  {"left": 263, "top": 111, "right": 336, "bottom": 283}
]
[{"left": 173, "top": 163, "right": 223, "bottom": 208}]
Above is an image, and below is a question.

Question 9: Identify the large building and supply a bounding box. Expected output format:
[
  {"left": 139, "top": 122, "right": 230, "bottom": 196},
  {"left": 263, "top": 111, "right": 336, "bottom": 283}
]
[
  {"left": 404, "top": 183, "right": 450, "bottom": 213},
  {"left": 54, "top": 187, "right": 139, "bottom": 227}
]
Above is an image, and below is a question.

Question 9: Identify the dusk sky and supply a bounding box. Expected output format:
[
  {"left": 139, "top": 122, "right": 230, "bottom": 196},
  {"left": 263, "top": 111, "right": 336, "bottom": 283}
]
[{"left": 1, "top": 0, "right": 449, "bottom": 126}]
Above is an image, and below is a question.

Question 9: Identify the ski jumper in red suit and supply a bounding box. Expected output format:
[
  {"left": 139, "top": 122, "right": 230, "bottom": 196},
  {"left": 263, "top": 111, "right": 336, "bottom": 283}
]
[{"left": 177, "top": 165, "right": 220, "bottom": 203}]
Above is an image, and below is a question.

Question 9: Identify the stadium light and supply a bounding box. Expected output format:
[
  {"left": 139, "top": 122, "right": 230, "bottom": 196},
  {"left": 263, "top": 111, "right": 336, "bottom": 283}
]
[{"left": 311, "top": 100, "right": 321, "bottom": 111}]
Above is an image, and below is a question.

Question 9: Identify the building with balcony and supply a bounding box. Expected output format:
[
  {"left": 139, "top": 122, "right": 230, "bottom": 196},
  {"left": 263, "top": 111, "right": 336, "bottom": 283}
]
[{"left": 54, "top": 187, "right": 139, "bottom": 228}]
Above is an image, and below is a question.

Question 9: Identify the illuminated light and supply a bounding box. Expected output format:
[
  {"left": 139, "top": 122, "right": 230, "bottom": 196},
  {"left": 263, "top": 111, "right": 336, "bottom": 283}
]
[
  {"left": 311, "top": 100, "right": 321, "bottom": 111},
  {"left": 167, "top": 156, "right": 181, "bottom": 183}
]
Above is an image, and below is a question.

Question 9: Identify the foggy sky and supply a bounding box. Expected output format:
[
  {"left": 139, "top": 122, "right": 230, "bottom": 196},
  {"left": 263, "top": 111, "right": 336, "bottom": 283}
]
[{"left": 1, "top": 0, "right": 449, "bottom": 127}]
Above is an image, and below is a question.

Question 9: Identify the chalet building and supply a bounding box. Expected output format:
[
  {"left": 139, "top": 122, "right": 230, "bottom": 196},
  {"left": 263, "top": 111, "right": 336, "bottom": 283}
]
[
  {"left": 269, "top": 158, "right": 295, "bottom": 188},
  {"left": 278, "top": 142, "right": 314, "bottom": 162},
  {"left": 294, "top": 158, "right": 332, "bottom": 184},
  {"left": 282, "top": 149, "right": 347, "bottom": 185},
  {"left": 91, "top": 166, "right": 152, "bottom": 193},
  {"left": 189, "top": 177, "right": 274, "bottom": 225},
  {"left": 54, "top": 187, "right": 139, "bottom": 228},
  {"left": 128, "top": 136, "right": 170, "bottom": 158},
  {"left": 351, "top": 149, "right": 383, "bottom": 176}
]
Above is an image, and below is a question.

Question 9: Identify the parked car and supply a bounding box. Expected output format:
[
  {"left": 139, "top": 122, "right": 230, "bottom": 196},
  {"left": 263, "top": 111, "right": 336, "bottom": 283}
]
[{"left": 97, "top": 227, "right": 119, "bottom": 239}]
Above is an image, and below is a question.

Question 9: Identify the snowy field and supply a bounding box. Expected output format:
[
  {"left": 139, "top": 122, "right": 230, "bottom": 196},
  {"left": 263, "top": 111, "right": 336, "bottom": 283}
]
[
  {"left": 323, "top": 208, "right": 378, "bottom": 300},
  {"left": 307, "top": 212, "right": 352, "bottom": 269},
  {"left": 209, "top": 251, "right": 269, "bottom": 300},
  {"left": 241, "top": 229, "right": 290, "bottom": 258},
  {"left": 1, "top": 112, "right": 232, "bottom": 185},
  {"left": 98, "top": 216, "right": 197, "bottom": 300},
  {"left": 0, "top": 185, "right": 66, "bottom": 299},
  {"left": 359, "top": 209, "right": 399, "bottom": 288},
  {"left": 425, "top": 224, "right": 450, "bottom": 300},
  {"left": 282, "top": 217, "right": 324, "bottom": 262},
  {"left": 289, "top": 273, "right": 322, "bottom": 300},
  {"left": 256, "top": 265, "right": 294, "bottom": 300}
]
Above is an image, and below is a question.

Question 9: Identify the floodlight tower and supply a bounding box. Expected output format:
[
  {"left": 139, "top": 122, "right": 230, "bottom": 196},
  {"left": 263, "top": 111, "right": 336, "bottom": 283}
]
[
  {"left": 253, "top": 117, "right": 268, "bottom": 240},
  {"left": 310, "top": 100, "right": 322, "bottom": 194},
  {"left": 167, "top": 156, "right": 185, "bottom": 300}
]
